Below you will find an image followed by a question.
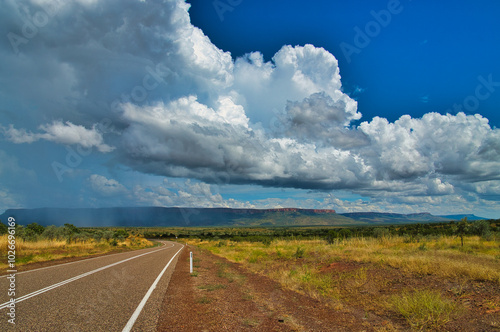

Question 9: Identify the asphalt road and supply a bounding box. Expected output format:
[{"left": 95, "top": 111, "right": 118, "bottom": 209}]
[{"left": 0, "top": 241, "right": 184, "bottom": 331}]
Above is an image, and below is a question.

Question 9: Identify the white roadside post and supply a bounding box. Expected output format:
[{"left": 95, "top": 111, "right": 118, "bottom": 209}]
[{"left": 190, "top": 251, "right": 193, "bottom": 274}]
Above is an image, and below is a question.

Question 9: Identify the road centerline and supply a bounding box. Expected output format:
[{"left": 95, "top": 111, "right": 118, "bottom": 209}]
[
  {"left": 0, "top": 242, "right": 175, "bottom": 310},
  {"left": 0, "top": 240, "right": 167, "bottom": 278}
]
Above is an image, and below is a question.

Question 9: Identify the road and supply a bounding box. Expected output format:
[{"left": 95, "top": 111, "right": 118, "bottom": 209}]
[{"left": 0, "top": 241, "right": 184, "bottom": 331}]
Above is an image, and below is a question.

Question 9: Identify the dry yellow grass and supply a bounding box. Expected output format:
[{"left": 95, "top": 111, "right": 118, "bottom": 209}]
[
  {"left": 190, "top": 235, "right": 499, "bottom": 330},
  {"left": 0, "top": 235, "right": 154, "bottom": 271},
  {"left": 189, "top": 235, "right": 500, "bottom": 295}
]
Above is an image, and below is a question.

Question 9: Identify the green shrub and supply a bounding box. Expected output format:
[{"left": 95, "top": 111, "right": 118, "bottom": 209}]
[
  {"left": 114, "top": 229, "right": 129, "bottom": 241},
  {"left": 261, "top": 237, "right": 272, "bottom": 246},
  {"left": 418, "top": 243, "right": 428, "bottom": 251},
  {"left": 216, "top": 240, "right": 227, "bottom": 247},
  {"left": 0, "top": 220, "right": 7, "bottom": 235},
  {"left": 248, "top": 249, "right": 266, "bottom": 263},
  {"left": 373, "top": 227, "right": 390, "bottom": 239},
  {"left": 294, "top": 246, "right": 305, "bottom": 259},
  {"left": 471, "top": 220, "right": 492, "bottom": 239}
]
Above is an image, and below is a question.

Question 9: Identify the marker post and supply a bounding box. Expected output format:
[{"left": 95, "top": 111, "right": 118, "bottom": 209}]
[{"left": 190, "top": 252, "right": 193, "bottom": 274}]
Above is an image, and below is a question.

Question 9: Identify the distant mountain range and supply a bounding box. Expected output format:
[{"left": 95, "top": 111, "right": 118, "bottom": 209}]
[
  {"left": 0, "top": 207, "right": 489, "bottom": 228},
  {"left": 437, "top": 214, "right": 486, "bottom": 221},
  {"left": 340, "top": 212, "right": 486, "bottom": 224}
]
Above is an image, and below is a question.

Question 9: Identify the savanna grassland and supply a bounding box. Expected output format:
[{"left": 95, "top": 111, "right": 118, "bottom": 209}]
[
  {"left": 181, "top": 221, "right": 500, "bottom": 331},
  {"left": 2, "top": 219, "right": 499, "bottom": 330}
]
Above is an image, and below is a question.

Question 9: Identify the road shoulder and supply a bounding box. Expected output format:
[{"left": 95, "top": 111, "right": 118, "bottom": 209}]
[{"left": 157, "top": 245, "right": 389, "bottom": 331}]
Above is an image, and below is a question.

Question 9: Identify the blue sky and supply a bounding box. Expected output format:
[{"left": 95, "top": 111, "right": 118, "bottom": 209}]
[
  {"left": 1, "top": 0, "right": 500, "bottom": 219},
  {"left": 188, "top": 0, "right": 500, "bottom": 127}
]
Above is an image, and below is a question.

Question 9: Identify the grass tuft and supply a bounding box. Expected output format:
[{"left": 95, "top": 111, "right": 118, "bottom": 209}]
[
  {"left": 390, "top": 289, "right": 459, "bottom": 330},
  {"left": 197, "top": 283, "right": 227, "bottom": 291},
  {"left": 197, "top": 296, "right": 212, "bottom": 304}
]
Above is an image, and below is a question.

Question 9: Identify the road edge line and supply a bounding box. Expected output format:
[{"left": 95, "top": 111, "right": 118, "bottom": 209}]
[{"left": 122, "top": 244, "right": 184, "bottom": 332}]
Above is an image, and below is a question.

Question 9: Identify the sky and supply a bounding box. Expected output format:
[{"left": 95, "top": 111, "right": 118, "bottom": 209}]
[{"left": 1, "top": 0, "right": 500, "bottom": 219}]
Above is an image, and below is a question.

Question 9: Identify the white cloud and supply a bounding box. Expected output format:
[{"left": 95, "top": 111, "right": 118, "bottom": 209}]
[
  {"left": 425, "top": 178, "right": 455, "bottom": 195},
  {"left": 359, "top": 112, "right": 500, "bottom": 182},
  {"left": 89, "top": 174, "right": 127, "bottom": 196},
  {"left": 119, "top": 96, "right": 373, "bottom": 190},
  {"left": 130, "top": 178, "right": 254, "bottom": 209},
  {"left": 231, "top": 45, "right": 358, "bottom": 126},
  {"left": 3, "top": 121, "right": 114, "bottom": 153},
  {"left": 0, "top": 189, "right": 22, "bottom": 212},
  {"left": 1, "top": 126, "right": 38, "bottom": 144}
]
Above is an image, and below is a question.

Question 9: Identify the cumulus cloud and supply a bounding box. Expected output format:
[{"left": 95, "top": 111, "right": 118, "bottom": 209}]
[
  {"left": 283, "top": 92, "right": 366, "bottom": 148},
  {"left": 0, "top": 0, "right": 499, "bottom": 214},
  {"left": 358, "top": 112, "right": 500, "bottom": 182},
  {"left": 231, "top": 45, "right": 359, "bottom": 126},
  {"left": 118, "top": 91, "right": 500, "bottom": 198},
  {"left": 118, "top": 96, "right": 373, "bottom": 190}
]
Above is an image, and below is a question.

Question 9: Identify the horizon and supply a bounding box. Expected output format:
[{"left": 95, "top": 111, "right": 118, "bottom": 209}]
[
  {"left": 1, "top": 0, "right": 499, "bottom": 220},
  {"left": 0, "top": 206, "right": 491, "bottom": 220}
]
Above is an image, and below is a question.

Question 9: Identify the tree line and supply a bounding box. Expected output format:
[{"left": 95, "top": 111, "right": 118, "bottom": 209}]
[
  {"left": 0, "top": 221, "right": 130, "bottom": 245},
  {"left": 2, "top": 218, "right": 497, "bottom": 246},
  {"left": 142, "top": 219, "right": 498, "bottom": 244}
]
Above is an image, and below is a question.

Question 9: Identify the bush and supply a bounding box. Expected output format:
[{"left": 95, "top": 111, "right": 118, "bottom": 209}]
[
  {"left": 418, "top": 243, "right": 428, "bottom": 251},
  {"left": 261, "top": 237, "right": 272, "bottom": 246},
  {"left": 26, "top": 223, "right": 45, "bottom": 235},
  {"left": 325, "top": 230, "right": 338, "bottom": 244},
  {"left": 372, "top": 227, "right": 390, "bottom": 239},
  {"left": 92, "top": 230, "right": 104, "bottom": 242},
  {"left": 215, "top": 240, "right": 227, "bottom": 247},
  {"left": 16, "top": 222, "right": 46, "bottom": 241},
  {"left": 64, "top": 223, "right": 79, "bottom": 243},
  {"left": 0, "top": 220, "right": 8, "bottom": 235},
  {"left": 42, "top": 225, "right": 62, "bottom": 241},
  {"left": 114, "top": 229, "right": 129, "bottom": 241},
  {"left": 294, "top": 246, "right": 305, "bottom": 259},
  {"left": 471, "top": 220, "right": 491, "bottom": 239},
  {"left": 102, "top": 230, "right": 114, "bottom": 241},
  {"left": 338, "top": 228, "right": 351, "bottom": 239},
  {"left": 248, "top": 249, "right": 267, "bottom": 263},
  {"left": 74, "top": 232, "right": 91, "bottom": 243}
]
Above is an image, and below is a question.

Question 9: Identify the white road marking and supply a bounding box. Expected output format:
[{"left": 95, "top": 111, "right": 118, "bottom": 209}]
[
  {"left": 0, "top": 243, "right": 175, "bottom": 310},
  {"left": 122, "top": 245, "right": 184, "bottom": 332},
  {"left": 0, "top": 241, "right": 166, "bottom": 278}
]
